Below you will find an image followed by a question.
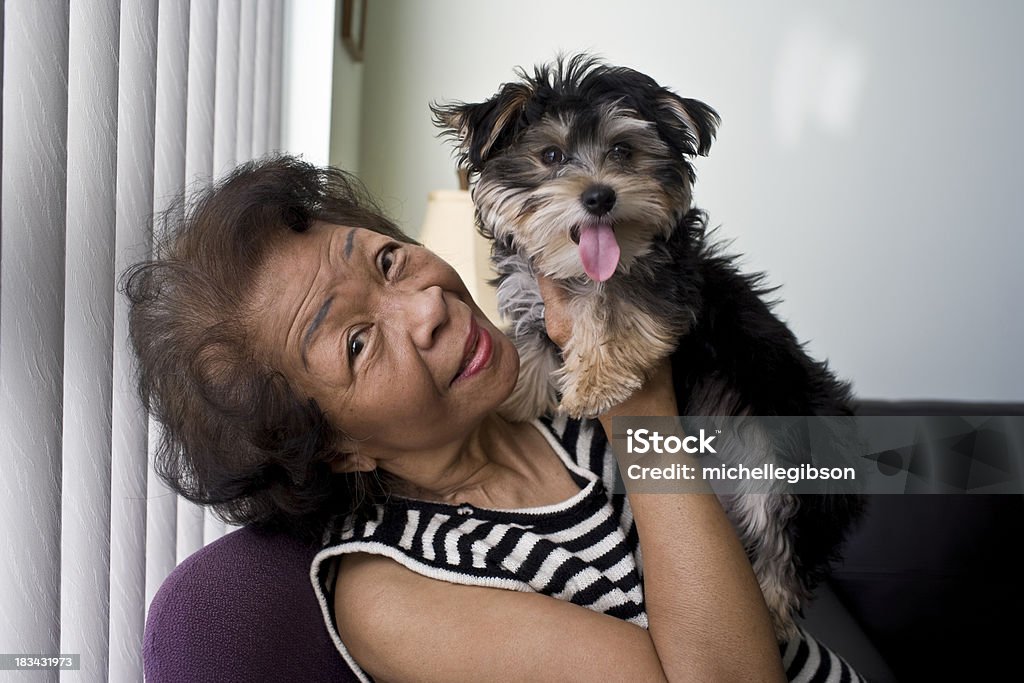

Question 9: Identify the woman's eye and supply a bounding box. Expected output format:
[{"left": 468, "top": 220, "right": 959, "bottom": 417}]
[
  {"left": 541, "top": 147, "right": 566, "bottom": 165},
  {"left": 380, "top": 245, "right": 398, "bottom": 277},
  {"left": 609, "top": 143, "right": 632, "bottom": 161},
  {"left": 348, "top": 330, "right": 367, "bottom": 360}
]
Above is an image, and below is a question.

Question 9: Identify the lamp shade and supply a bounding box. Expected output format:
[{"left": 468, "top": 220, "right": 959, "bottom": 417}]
[{"left": 419, "top": 189, "right": 501, "bottom": 325}]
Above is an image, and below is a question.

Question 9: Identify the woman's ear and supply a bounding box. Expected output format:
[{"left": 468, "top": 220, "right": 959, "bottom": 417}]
[{"left": 329, "top": 451, "right": 377, "bottom": 474}]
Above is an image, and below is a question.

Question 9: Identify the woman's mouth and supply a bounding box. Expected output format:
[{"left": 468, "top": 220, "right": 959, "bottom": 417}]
[{"left": 451, "top": 318, "right": 493, "bottom": 385}]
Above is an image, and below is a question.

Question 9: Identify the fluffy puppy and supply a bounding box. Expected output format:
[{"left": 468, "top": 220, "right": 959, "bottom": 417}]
[{"left": 433, "top": 54, "right": 861, "bottom": 637}]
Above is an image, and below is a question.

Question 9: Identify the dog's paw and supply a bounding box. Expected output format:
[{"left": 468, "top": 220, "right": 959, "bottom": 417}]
[{"left": 558, "top": 369, "right": 642, "bottom": 418}]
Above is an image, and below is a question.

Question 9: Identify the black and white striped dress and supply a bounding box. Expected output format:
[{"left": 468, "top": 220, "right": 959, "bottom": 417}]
[{"left": 311, "top": 414, "right": 865, "bottom": 682}]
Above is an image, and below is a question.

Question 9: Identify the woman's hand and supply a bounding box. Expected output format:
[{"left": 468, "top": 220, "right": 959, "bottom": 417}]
[
  {"left": 537, "top": 274, "right": 573, "bottom": 349},
  {"left": 537, "top": 274, "right": 678, "bottom": 420}
]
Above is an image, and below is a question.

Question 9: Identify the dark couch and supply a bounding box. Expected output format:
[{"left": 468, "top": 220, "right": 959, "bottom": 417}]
[
  {"left": 823, "top": 400, "right": 1024, "bottom": 682},
  {"left": 143, "top": 400, "right": 1024, "bottom": 682}
]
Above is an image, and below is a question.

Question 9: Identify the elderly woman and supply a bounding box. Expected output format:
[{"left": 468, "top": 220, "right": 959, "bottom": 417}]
[{"left": 126, "top": 156, "right": 861, "bottom": 682}]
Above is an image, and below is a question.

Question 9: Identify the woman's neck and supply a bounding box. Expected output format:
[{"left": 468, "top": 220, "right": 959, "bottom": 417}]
[{"left": 384, "top": 414, "right": 546, "bottom": 508}]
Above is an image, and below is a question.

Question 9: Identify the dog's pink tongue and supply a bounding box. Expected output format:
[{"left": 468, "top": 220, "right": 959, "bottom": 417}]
[{"left": 579, "top": 223, "right": 620, "bottom": 282}]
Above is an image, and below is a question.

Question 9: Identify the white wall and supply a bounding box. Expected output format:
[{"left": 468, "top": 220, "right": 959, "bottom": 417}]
[{"left": 354, "top": 0, "right": 1024, "bottom": 402}]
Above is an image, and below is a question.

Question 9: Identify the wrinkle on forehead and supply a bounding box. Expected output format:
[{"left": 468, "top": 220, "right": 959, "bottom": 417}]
[{"left": 245, "top": 226, "right": 343, "bottom": 368}]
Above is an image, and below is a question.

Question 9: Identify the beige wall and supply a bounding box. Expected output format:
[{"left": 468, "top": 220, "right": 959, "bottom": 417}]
[{"left": 328, "top": 1, "right": 363, "bottom": 173}]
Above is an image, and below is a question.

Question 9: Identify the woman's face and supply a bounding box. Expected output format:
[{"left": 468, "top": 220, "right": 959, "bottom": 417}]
[{"left": 251, "top": 222, "right": 520, "bottom": 464}]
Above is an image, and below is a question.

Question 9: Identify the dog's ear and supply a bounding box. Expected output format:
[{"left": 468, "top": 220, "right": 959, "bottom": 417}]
[
  {"left": 431, "top": 82, "right": 533, "bottom": 172},
  {"left": 655, "top": 93, "right": 720, "bottom": 157}
]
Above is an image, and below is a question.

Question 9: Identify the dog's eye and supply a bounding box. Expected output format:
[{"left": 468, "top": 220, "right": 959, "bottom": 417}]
[
  {"left": 541, "top": 147, "right": 566, "bottom": 166},
  {"left": 609, "top": 143, "right": 633, "bottom": 161}
]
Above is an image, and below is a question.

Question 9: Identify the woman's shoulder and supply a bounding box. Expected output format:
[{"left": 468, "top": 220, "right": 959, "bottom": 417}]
[
  {"left": 535, "top": 412, "right": 604, "bottom": 452},
  {"left": 318, "top": 504, "right": 388, "bottom": 548},
  {"left": 535, "top": 413, "right": 615, "bottom": 486}
]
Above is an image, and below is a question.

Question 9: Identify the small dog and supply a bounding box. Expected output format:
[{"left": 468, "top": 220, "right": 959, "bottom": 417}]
[{"left": 433, "top": 54, "right": 861, "bottom": 638}]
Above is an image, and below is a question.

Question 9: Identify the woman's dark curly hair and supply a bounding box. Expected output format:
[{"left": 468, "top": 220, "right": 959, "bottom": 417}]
[{"left": 122, "top": 155, "right": 417, "bottom": 541}]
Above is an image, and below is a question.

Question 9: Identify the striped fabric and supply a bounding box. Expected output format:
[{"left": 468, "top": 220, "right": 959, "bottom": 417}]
[
  {"left": 782, "top": 626, "right": 866, "bottom": 683},
  {"left": 311, "top": 414, "right": 864, "bottom": 682}
]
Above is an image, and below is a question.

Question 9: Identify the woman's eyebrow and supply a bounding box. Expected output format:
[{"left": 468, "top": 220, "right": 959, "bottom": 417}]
[
  {"left": 301, "top": 296, "right": 334, "bottom": 370},
  {"left": 343, "top": 228, "right": 356, "bottom": 259}
]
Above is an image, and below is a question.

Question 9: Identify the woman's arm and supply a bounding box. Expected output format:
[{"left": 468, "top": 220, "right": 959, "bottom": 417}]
[
  {"left": 595, "top": 369, "right": 785, "bottom": 681},
  {"left": 541, "top": 275, "right": 786, "bottom": 681},
  {"left": 335, "top": 552, "right": 668, "bottom": 682}
]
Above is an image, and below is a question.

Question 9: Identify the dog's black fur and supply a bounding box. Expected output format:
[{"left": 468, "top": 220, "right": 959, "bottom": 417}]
[{"left": 434, "top": 54, "right": 863, "bottom": 632}]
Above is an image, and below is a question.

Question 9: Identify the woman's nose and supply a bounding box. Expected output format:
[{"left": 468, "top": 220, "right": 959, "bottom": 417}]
[{"left": 403, "top": 284, "right": 448, "bottom": 349}]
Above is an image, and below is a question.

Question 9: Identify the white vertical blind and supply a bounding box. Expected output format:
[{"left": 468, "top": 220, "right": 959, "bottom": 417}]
[
  {"left": 165, "top": 0, "right": 205, "bottom": 569},
  {"left": 109, "top": 0, "right": 158, "bottom": 678},
  {"left": 268, "top": 0, "right": 284, "bottom": 152},
  {"left": 186, "top": 0, "right": 217, "bottom": 190},
  {"left": 213, "top": 0, "right": 241, "bottom": 178},
  {"left": 145, "top": 0, "right": 189, "bottom": 602},
  {"left": 235, "top": 1, "right": 256, "bottom": 162},
  {"left": 0, "top": 5, "right": 69, "bottom": 682},
  {"left": 0, "top": 0, "right": 289, "bottom": 677},
  {"left": 59, "top": 1, "right": 120, "bottom": 679},
  {"left": 186, "top": 0, "right": 227, "bottom": 549},
  {"left": 253, "top": 0, "right": 272, "bottom": 157}
]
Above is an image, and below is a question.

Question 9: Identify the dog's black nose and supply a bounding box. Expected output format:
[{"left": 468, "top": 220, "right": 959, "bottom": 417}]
[{"left": 581, "top": 185, "right": 616, "bottom": 216}]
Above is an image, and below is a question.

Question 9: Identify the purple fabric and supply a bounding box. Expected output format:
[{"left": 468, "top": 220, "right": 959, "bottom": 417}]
[{"left": 143, "top": 526, "right": 357, "bottom": 682}]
